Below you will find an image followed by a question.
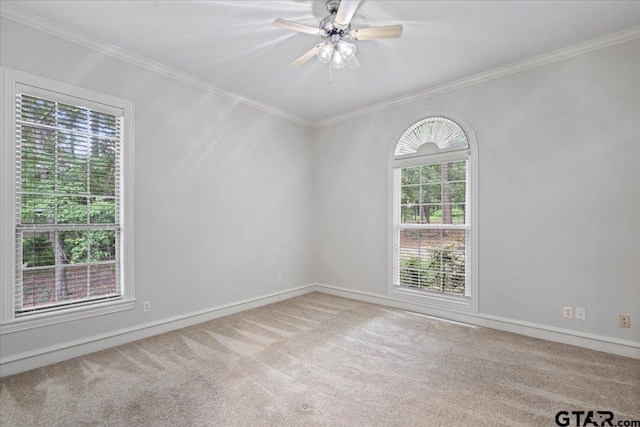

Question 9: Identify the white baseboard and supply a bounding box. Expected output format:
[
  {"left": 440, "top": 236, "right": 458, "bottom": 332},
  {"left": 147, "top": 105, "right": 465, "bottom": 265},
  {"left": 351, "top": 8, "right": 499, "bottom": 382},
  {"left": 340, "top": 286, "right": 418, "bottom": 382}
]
[
  {"left": 2, "top": 282, "right": 637, "bottom": 377},
  {"left": 0, "top": 284, "right": 315, "bottom": 377},
  {"left": 313, "top": 283, "right": 640, "bottom": 359}
]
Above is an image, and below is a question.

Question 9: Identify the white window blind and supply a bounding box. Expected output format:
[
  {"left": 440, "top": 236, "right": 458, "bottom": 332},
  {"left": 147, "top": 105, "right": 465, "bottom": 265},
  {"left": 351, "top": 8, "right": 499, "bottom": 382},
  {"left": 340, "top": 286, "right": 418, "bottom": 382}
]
[
  {"left": 395, "top": 117, "right": 468, "bottom": 157},
  {"left": 15, "top": 93, "right": 123, "bottom": 315}
]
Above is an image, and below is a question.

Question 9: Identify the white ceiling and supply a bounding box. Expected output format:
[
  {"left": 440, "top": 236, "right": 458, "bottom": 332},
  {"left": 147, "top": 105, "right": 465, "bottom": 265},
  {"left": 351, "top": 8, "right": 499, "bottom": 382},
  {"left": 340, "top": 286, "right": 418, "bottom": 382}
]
[{"left": 4, "top": 1, "right": 640, "bottom": 125}]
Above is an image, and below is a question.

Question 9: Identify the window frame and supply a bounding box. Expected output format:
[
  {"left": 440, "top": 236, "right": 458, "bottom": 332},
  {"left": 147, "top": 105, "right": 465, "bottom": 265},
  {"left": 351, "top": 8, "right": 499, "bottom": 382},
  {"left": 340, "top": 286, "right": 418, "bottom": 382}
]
[
  {"left": 0, "top": 67, "right": 136, "bottom": 334},
  {"left": 388, "top": 112, "right": 478, "bottom": 313}
]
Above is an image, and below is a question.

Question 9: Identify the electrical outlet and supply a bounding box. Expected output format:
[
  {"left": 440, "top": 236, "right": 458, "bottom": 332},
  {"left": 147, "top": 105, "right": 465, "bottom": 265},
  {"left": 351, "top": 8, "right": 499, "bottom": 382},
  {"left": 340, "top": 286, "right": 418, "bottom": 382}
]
[
  {"left": 563, "top": 306, "right": 573, "bottom": 319},
  {"left": 619, "top": 315, "right": 630, "bottom": 328},
  {"left": 575, "top": 307, "right": 586, "bottom": 321},
  {"left": 143, "top": 301, "right": 151, "bottom": 313},
  {"left": 342, "top": 273, "right": 348, "bottom": 282},
  {"left": 277, "top": 275, "right": 283, "bottom": 284}
]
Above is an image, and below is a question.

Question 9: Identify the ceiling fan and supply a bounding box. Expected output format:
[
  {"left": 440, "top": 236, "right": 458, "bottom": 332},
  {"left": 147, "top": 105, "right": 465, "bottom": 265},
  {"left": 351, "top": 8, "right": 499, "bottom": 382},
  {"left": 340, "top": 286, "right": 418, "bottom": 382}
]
[{"left": 273, "top": 0, "right": 403, "bottom": 69}]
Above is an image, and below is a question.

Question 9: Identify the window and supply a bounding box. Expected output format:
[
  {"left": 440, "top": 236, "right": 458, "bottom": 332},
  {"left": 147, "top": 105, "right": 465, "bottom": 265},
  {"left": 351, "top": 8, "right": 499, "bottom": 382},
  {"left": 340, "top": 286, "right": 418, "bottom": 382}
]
[
  {"left": 1, "top": 68, "right": 135, "bottom": 331},
  {"left": 390, "top": 115, "right": 477, "bottom": 312}
]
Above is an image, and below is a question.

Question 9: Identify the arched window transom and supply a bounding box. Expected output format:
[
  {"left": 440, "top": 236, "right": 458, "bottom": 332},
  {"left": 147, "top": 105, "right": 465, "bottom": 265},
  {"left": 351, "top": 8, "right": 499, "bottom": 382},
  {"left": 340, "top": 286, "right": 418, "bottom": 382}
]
[{"left": 394, "top": 117, "right": 468, "bottom": 157}]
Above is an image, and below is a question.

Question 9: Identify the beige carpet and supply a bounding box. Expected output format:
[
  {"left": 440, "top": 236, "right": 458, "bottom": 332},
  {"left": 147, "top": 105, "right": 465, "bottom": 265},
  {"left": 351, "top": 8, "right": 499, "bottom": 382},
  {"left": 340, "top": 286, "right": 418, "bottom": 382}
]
[{"left": 1, "top": 292, "right": 639, "bottom": 426}]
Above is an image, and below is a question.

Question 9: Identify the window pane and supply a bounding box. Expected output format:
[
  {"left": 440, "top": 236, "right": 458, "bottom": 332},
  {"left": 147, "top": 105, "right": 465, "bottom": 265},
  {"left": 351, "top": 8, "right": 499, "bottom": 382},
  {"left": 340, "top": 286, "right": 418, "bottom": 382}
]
[
  {"left": 90, "top": 197, "right": 115, "bottom": 223},
  {"left": 421, "top": 164, "right": 441, "bottom": 183},
  {"left": 400, "top": 229, "right": 420, "bottom": 246},
  {"left": 21, "top": 268, "right": 55, "bottom": 309},
  {"left": 401, "top": 205, "right": 420, "bottom": 224},
  {"left": 90, "top": 264, "right": 117, "bottom": 296},
  {"left": 21, "top": 194, "right": 55, "bottom": 224},
  {"left": 20, "top": 96, "right": 56, "bottom": 126},
  {"left": 443, "top": 274, "right": 465, "bottom": 294},
  {"left": 401, "top": 185, "right": 420, "bottom": 205},
  {"left": 57, "top": 196, "right": 88, "bottom": 224},
  {"left": 399, "top": 261, "right": 421, "bottom": 288},
  {"left": 441, "top": 205, "right": 454, "bottom": 224},
  {"left": 442, "top": 230, "right": 465, "bottom": 247},
  {"left": 446, "top": 182, "right": 465, "bottom": 204},
  {"left": 398, "top": 229, "right": 421, "bottom": 289},
  {"left": 22, "top": 231, "right": 55, "bottom": 267},
  {"left": 90, "top": 112, "right": 118, "bottom": 138},
  {"left": 441, "top": 249, "right": 465, "bottom": 274},
  {"left": 448, "top": 160, "right": 467, "bottom": 181},
  {"left": 58, "top": 103, "right": 88, "bottom": 132},
  {"left": 90, "top": 138, "right": 116, "bottom": 196},
  {"left": 20, "top": 126, "right": 56, "bottom": 192},
  {"left": 421, "top": 229, "right": 441, "bottom": 248},
  {"left": 57, "top": 133, "right": 88, "bottom": 193},
  {"left": 426, "top": 250, "right": 464, "bottom": 291},
  {"left": 90, "top": 230, "right": 116, "bottom": 262},
  {"left": 63, "top": 265, "right": 89, "bottom": 299},
  {"left": 423, "top": 205, "right": 441, "bottom": 224},
  {"left": 451, "top": 204, "right": 465, "bottom": 224},
  {"left": 401, "top": 166, "right": 420, "bottom": 186},
  {"left": 59, "top": 230, "right": 88, "bottom": 264},
  {"left": 422, "top": 184, "right": 441, "bottom": 204}
]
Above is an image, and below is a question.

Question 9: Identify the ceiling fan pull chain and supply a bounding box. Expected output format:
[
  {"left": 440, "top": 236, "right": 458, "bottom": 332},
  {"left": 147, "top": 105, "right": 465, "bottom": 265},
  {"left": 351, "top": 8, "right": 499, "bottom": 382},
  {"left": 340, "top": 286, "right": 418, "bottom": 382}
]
[{"left": 329, "top": 52, "right": 333, "bottom": 84}]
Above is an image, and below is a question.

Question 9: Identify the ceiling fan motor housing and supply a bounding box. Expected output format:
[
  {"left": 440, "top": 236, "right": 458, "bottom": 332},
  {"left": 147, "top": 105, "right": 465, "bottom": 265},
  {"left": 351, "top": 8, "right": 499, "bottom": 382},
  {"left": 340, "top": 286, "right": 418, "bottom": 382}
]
[{"left": 319, "top": 14, "right": 350, "bottom": 41}]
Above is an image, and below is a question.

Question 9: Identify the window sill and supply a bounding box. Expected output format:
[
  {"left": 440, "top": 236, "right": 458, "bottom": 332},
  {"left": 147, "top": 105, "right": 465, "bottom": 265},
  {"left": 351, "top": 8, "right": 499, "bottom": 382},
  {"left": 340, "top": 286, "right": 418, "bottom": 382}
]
[
  {"left": 390, "top": 286, "right": 477, "bottom": 314},
  {"left": 0, "top": 298, "right": 136, "bottom": 335}
]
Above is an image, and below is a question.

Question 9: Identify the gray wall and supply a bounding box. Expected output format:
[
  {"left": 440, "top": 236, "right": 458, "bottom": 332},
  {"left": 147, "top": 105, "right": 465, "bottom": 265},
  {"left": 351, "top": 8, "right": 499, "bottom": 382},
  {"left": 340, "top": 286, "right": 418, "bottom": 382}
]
[
  {"left": 1, "top": 17, "right": 638, "bottom": 363},
  {"left": 0, "top": 18, "right": 315, "bottom": 359},
  {"left": 313, "top": 39, "right": 640, "bottom": 341}
]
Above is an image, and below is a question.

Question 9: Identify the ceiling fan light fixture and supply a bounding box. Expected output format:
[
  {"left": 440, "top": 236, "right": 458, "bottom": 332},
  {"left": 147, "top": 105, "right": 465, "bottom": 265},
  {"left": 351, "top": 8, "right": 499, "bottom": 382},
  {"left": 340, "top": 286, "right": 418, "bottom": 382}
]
[
  {"left": 331, "top": 49, "right": 347, "bottom": 68},
  {"left": 274, "top": 0, "right": 403, "bottom": 76},
  {"left": 317, "top": 42, "right": 334, "bottom": 63},
  {"left": 337, "top": 40, "right": 356, "bottom": 60}
]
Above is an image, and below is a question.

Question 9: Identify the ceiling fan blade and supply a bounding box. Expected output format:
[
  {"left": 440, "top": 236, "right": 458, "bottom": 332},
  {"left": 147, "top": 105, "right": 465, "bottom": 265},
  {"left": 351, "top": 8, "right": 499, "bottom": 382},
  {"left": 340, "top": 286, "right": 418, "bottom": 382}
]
[
  {"left": 273, "top": 19, "right": 320, "bottom": 35},
  {"left": 291, "top": 44, "right": 323, "bottom": 67},
  {"left": 334, "top": 0, "right": 360, "bottom": 29},
  {"left": 350, "top": 25, "right": 403, "bottom": 41}
]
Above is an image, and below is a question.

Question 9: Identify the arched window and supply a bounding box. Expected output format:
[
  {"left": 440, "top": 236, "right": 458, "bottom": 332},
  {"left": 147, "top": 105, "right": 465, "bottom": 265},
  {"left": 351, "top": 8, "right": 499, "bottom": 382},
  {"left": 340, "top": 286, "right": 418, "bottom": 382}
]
[{"left": 390, "top": 114, "right": 477, "bottom": 311}]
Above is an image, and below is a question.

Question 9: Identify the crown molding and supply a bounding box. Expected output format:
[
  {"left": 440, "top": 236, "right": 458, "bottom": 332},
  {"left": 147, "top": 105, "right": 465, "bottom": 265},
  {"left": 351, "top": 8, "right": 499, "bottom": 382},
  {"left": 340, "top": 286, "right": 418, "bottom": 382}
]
[
  {"left": 2, "top": 3, "right": 638, "bottom": 129},
  {"left": 0, "top": 3, "right": 315, "bottom": 128},
  {"left": 314, "top": 25, "right": 640, "bottom": 128}
]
